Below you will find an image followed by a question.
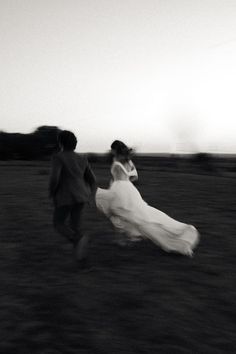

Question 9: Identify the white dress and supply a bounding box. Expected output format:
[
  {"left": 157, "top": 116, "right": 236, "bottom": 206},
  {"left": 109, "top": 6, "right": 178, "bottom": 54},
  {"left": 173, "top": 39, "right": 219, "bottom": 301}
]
[{"left": 95, "top": 161, "right": 199, "bottom": 256}]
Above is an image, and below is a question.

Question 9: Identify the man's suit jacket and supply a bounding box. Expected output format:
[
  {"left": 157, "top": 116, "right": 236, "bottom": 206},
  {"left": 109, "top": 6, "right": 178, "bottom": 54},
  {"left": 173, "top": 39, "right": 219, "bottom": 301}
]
[{"left": 49, "top": 151, "right": 96, "bottom": 207}]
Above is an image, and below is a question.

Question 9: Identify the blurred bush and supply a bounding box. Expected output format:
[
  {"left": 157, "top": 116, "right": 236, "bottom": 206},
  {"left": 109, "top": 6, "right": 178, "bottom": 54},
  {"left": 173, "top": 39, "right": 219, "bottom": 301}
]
[{"left": 0, "top": 126, "right": 61, "bottom": 160}]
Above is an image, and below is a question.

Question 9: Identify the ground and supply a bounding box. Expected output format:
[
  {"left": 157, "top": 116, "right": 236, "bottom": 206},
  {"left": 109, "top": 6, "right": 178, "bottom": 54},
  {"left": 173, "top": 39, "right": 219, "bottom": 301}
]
[{"left": 0, "top": 159, "right": 235, "bottom": 353}]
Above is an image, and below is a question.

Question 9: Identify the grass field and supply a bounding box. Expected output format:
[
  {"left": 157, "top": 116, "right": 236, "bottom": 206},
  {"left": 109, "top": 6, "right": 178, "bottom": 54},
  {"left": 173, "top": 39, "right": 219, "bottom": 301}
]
[{"left": 0, "top": 159, "right": 235, "bottom": 353}]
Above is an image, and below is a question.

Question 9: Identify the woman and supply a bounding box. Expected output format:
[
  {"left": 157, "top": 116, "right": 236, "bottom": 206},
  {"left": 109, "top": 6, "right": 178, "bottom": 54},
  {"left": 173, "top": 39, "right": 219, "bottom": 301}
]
[{"left": 95, "top": 140, "right": 199, "bottom": 256}]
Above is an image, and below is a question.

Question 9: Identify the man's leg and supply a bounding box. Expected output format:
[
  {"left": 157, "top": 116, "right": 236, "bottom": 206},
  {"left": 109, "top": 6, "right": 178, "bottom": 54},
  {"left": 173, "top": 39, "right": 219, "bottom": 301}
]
[
  {"left": 53, "top": 205, "right": 76, "bottom": 243},
  {"left": 70, "top": 203, "right": 90, "bottom": 261}
]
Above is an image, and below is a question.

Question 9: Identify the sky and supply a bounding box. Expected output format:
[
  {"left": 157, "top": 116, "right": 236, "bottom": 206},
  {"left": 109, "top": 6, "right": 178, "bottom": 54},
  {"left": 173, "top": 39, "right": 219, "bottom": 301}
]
[{"left": 1, "top": 0, "right": 236, "bottom": 153}]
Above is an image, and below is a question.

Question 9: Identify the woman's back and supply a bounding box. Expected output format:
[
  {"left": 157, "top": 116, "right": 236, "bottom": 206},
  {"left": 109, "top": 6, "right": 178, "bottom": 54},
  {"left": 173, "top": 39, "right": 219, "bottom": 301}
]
[{"left": 111, "top": 160, "right": 135, "bottom": 181}]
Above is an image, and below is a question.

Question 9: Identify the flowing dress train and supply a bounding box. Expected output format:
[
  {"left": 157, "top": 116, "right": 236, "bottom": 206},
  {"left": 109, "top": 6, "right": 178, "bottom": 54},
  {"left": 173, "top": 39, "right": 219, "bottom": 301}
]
[{"left": 95, "top": 161, "right": 199, "bottom": 256}]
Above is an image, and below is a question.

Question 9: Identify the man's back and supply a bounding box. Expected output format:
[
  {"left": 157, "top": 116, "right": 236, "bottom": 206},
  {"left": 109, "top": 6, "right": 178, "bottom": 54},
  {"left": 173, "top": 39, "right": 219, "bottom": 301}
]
[{"left": 49, "top": 151, "right": 96, "bottom": 206}]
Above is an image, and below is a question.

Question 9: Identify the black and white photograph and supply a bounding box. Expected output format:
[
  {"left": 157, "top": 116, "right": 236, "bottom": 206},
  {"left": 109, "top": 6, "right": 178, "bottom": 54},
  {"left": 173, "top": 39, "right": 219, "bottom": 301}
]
[{"left": 0, "top": 1, "right": 235, "bottom": 353}]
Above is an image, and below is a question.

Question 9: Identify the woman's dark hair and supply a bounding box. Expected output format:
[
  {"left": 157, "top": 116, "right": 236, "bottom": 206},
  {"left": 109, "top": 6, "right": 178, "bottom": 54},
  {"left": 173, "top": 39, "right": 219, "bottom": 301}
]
[
  {"left": 58, "top": 130, "right": 77, "bottom": 151},
  {"left": 111, "top": 140, "right": 133, "bottom": 162}
]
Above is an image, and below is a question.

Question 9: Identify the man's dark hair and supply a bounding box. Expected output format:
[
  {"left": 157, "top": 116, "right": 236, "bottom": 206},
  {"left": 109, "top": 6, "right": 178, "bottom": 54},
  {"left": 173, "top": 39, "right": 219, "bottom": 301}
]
[{"left": 58, "top": 130, "right": 77, "bottom": 151}]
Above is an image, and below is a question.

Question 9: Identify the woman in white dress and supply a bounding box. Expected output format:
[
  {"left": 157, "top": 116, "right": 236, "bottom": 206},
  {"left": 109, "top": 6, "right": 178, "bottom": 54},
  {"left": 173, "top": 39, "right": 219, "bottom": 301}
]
[{"left": 95, "top": 140, "right": 199, "bottom": 256}]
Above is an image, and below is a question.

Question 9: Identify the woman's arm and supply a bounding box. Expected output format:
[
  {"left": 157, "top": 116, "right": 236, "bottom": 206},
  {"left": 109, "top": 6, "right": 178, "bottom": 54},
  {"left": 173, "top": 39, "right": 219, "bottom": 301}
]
[{"left": 128, "top": 160, "right": 138, "bottom": 182}]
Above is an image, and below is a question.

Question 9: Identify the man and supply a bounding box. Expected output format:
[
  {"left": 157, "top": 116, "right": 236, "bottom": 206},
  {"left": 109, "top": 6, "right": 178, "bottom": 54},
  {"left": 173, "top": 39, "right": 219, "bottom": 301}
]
[{"left": 49, "top": 130, "right": 97, "bottom": 267}]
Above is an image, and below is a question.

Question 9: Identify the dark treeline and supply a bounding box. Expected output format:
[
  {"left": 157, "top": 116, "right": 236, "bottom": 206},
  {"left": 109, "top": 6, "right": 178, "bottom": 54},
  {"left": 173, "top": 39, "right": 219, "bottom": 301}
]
[
  {"left": 0, "top": 127, "right": 235, "bottom": 174},
  {"left": 87, "top": 151, "right": 236, "bottom": 174},
  {"left": 0, "top": 126, "right": 61, "bottom": 160}
]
